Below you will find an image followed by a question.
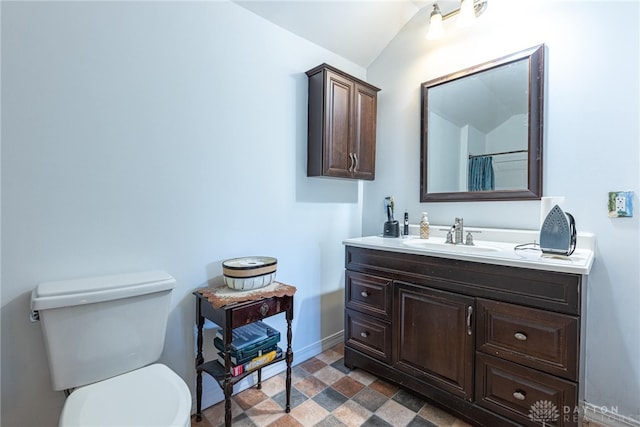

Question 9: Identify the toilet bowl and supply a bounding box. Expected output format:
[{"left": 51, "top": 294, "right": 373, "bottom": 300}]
[
  {"left": 60, "top": 364, "right": 191, "bottom": 427},
  {"left": 30, "top": 271, "right": 192, "bottom": 427}
]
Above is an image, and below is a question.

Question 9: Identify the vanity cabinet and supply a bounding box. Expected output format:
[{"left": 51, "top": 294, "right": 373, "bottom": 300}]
[
  {"left": 306, "top": 64, "right": 380, "bottom": 180},
  {"left": 344, "top": 246, "right": 585, "bottom": 427}
]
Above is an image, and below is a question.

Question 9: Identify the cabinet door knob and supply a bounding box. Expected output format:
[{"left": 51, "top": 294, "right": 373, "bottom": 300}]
[
  {"left": 360, "top": 331, "right": 370, "bottom": 338},
  {"left": 514, "top": 332, "right": 528, "bottom": 341},
  {"left": 512, "top": 390, "right": 526, "bottom": 401},
  {"left": 260, "top": 303, "right": 270, "bottom": 316},
  {"left": 361, "top": 291, "right": 369, "bottom": 297}
]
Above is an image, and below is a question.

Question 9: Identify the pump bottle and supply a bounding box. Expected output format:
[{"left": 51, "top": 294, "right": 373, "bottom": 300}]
[{"left": 420, "top": 212, "right": 430, "bottom": 239}]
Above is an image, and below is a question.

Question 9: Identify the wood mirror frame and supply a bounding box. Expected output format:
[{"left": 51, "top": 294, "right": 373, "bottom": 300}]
[{"left": 420, "top": 45, "right": 545, "bottom": 202}]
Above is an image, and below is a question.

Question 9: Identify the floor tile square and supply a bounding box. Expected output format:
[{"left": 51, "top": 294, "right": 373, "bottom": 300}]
[
  {"left": 361, "top": 414, "right": 394, "bottom": 427},
  {"left": 312, "top": 387, "right": 349, "bottom": 412},
  {"left": 369, "top": 379, "right": 399, "bottom": 398},
  {"left": 407, "top": 415, "right": 438, "bottom": 427},
  {"left": 271, "top": 386, "right": 307, "bottom": 411},
  {"left": 260, "top": 373, "right": 286, "bottom": 397},
  {"left": 295, "top": 375, "right": 328, "bottom": 398},
  {"left": 230, "top": 413, "right": 258, "bottom": 427},
  {"left": 234, "top": 387, "right": 269, "bottom": 410},
  {"left": 266, "top": 413, "right": 303, "bottom": 427},
  {"left": 245, "top": 398, "right": 287, "bottom": 426},
  {"left": 331, "top": 376, "right": 365, "bottom": 398},
  {"left": 352, "top": 387, "right": 389, "bottom": 413},
  {"left": 290, "top": 364, "right": 311, "bottom": 385},
  {"left": 314, "top": 414, "right": 348, "bottom": 427},
  {"left": 299, "top": 357, "right": 327, "bottom": 374},
  {"left": 332, "top": 399, "right": 373, "bottom": 427},
  {"left": 290, "top": 398, "right": 330, "bottom": 426},
  {"left": 201, "top": 398, "right": 243, "bottom": 424},
  {"left": 331, "top": 358, "right": 352, "bottom": 375},
  {"left": 316, "top": 348, "right": 344, "bottom": 365},
  {"left": 375, "top": 399, "right": 418, "bottom": 427},
  {"left": 418, "top": 403, "right": 459, "bottom": 426},
  {"left": 314, "top": 365, "right": 345, "bottom": 386},
  {"left": 393, "top": 388, "right": 426, "bottom": 413},
  {"left": 348, "top": 368, "right": 377, "bottom": 386}
]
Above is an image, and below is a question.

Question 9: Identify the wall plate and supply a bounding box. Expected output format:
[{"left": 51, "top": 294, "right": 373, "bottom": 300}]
[{"left": 608, "top": 191, "right": 634, "bottom": 218}]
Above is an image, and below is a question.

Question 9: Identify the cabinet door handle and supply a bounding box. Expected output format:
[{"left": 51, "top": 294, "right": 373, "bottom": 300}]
[
  {"left": 353, "top": 153, "right": 359, "bottom": 171},
  {"left": 360, "top": 331, "right": 370, "bottom": 338},
  {"left": 360, "top": 291, "right": 369, "bottom": 297},
  {"left": 514, "top": 332, "right": 528, "bottom": 341},
  {"left": 348, "top": 153, "right": 355, "bottom": 172},
  {"left": 512, "top": 390, "right": 526, "bottom": 401},
  {"left": 466, "top": 306, "right": 473, "bottom": 335}
]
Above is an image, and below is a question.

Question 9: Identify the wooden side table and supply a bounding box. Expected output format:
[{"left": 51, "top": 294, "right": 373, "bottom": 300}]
[{"left": 193, "top": 282, "right": 295, "bottom": 426}]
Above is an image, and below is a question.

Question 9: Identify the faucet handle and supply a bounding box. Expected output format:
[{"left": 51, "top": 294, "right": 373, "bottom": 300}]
[
  {"left": 465, "top": 230, "right": 481, "bottom": 246},
  {"left": 445, "top": 231, "right": 454, "bottom": 244},
  {"left": 465, "top": 232, "right": 474, "bottom": 246}
]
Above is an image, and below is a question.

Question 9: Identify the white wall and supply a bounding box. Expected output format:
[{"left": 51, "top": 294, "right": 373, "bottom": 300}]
[
  {"left": 1, "top": 2, "right": 365, "bottom": 426},
  {"left": 366, "top": 0, "right": 639, "bottom": 422}
]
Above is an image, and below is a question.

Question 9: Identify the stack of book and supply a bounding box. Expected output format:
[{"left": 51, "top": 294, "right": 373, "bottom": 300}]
[{"left": 215, "top": 321, "right": 282, "bottom": 377}]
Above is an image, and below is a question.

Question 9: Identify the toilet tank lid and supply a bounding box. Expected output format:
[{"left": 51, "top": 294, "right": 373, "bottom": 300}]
[{"left": 31, "top": 270, "right": 176, "bottom": 311}]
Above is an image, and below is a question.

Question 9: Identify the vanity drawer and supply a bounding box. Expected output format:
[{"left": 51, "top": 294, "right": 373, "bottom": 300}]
[
  {"left": 476, "top": 299, "right": 578, "bottom": 380},
  {"left": 345, "top": 309, "right": 392, "bottom": 364},
  {"left": 476, "top": 353, "right": 578, "bottom": 427},
  {"left": 346, "top": 271, "right": 392, "bottom": 320}
]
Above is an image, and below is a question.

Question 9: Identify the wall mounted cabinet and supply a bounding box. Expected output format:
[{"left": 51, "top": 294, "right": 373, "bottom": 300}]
[
  {"left": 344, "top": 245, "right": 585, "bottom": 427},
  {"left": 306, "top": 64, "right": 380, "bottom": 180}
]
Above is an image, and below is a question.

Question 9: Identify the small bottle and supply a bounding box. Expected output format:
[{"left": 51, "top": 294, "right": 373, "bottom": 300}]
[{"left": 420, "top": 212, "right": 430, "bottom": 239}]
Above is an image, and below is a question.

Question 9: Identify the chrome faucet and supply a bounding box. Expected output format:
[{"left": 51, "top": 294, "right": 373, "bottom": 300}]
[{"left": 453, "top": 217, "right": 464, "bottom": 244}]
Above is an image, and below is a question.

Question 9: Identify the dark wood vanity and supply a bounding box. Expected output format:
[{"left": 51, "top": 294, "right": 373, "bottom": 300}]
[{"left": 344, "top": 245, "right": 585, "bottom": 427}]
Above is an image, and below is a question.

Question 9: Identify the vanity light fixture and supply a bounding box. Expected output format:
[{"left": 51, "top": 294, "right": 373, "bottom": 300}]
[{"left": 426, "top": 0, "right": 488, "bottom": 40}]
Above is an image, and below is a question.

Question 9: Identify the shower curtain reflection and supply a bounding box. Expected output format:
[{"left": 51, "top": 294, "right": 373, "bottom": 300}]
[{"left": 468, "top": 156, "right": 495, "bottom": 191}]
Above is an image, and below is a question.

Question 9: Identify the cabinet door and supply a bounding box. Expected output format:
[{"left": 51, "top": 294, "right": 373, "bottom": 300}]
[
  {"left": 352, "top": 84, "right": 377, "bottom": 180},
  {"left": 394, "top": 281, "right": 475, "bottom": 400},
  {"left": 323, "top": 70, "right": 354, "bottom": 178}
]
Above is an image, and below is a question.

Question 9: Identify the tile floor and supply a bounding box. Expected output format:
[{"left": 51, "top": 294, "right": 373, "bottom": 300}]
[{"left": 192, "top": 343, "right": 472, "bottom": 427}]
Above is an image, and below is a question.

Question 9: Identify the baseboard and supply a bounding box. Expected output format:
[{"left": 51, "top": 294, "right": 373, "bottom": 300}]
[
  {"left": 193, "top": 330, "right": 344, "bottom": 413},
  {"left": 583, "top": 402, "right": 640, "bottom": 427}
]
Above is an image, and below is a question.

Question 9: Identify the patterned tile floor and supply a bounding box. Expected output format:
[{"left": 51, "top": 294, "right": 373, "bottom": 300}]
[{"left": 192, "top": 343, "right": 473, "bottom": 427}]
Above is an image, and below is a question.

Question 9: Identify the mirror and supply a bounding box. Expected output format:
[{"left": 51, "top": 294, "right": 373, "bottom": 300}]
[{"left": 420, "top": 45, "right": 544, "bottom": 202}]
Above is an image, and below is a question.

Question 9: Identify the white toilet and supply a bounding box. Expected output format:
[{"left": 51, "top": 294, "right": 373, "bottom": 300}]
[{"left": 31, "top": 270, "right": 192, "bottom": 427}]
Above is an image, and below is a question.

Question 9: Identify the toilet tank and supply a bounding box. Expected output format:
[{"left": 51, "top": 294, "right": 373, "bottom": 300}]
[{"left": 31, "top": 270, "right": 176, "bottom": 391}]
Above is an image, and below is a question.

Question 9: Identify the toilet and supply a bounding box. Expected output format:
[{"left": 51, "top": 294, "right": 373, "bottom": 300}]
[{"left": 30, "top": 270, "right": 191, "bottom": 427}]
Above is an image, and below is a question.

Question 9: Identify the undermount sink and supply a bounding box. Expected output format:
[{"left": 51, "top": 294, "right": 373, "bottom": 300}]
[{"left": 401, "top": 238, "right": 502, "bottom": 253}]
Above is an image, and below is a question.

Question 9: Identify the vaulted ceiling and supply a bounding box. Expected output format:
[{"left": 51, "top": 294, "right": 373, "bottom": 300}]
[{"left": 233, "top": 1, "right": 462, "bottom": 68}]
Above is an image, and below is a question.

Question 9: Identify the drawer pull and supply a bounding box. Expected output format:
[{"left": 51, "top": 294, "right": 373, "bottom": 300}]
[
  {"left": 361, "top": 291, "right": 370, "bottom": 298},
  {"left": 466, "top": 306, "right": 473, "bottom": 335},
  {"left": 259, "top": 303, "right": 270, "bottom": 316},
  {"left": 360, "top": 331, "right": 370, "bottom": 338},
  {"left": 512, "top": 390, "right": 526, "bottom": 401},
  {"left": 514, "top": 332, "right": 528, "bottom": 341}
]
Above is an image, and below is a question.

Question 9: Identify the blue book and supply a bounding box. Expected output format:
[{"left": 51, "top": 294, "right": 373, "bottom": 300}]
[{"left": 215, "top": 321, "right": 280, "bottom": 353}]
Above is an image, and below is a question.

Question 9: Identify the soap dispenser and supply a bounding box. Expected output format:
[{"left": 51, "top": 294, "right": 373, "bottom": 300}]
[{"left": 420, "top": 212, "right": 430, "bottom": 239}]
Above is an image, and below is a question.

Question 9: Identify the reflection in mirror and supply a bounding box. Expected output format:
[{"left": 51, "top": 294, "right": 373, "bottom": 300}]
[{"left": 420, "top": 45, "right": 544, "bottom": 202}]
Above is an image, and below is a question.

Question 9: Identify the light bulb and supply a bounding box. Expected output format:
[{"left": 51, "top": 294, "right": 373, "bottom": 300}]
[
  {"left": 457, "top": 0, "right": 476, "bottom": 28},
  {"left": 426, "top": 4, "right": 444, "bottom": 40}
]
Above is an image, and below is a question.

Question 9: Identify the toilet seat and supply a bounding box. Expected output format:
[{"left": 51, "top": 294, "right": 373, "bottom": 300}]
[{"left": 59, "top": 364, "right": 191, "bottom": 427}]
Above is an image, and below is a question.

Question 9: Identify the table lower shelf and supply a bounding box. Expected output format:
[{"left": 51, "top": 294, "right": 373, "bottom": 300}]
[{"left": 197, "top": 354, "right": 287, "bottom": 387}]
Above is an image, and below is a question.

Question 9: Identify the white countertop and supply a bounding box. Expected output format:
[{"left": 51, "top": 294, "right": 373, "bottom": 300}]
[{"left": 343, "top": 226, "right": 595, "bottom": 275}]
